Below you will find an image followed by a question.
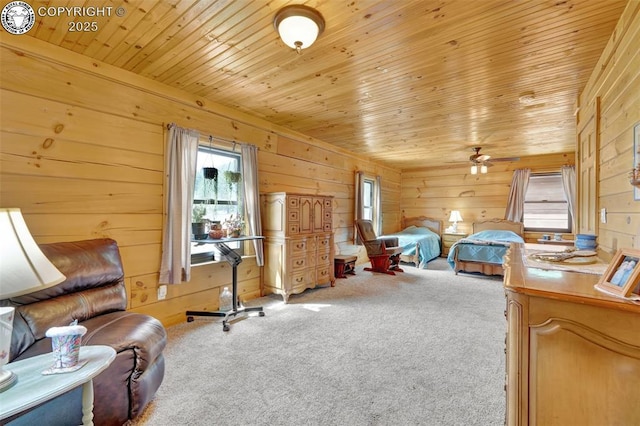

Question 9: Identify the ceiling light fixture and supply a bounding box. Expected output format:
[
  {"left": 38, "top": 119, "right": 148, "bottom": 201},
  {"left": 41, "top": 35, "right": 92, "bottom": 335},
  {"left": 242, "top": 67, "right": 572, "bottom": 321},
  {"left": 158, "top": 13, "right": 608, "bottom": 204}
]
[
  {"left": 471, "top": 162, "right": 489, "bottom": 175},
  {"left": 274, "top": 5, "right": 325, "bottom": 54}
]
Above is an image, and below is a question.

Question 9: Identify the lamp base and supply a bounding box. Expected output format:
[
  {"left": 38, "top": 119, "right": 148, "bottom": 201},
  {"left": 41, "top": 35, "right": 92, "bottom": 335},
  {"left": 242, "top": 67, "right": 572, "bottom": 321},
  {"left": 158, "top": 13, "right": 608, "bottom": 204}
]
[
  {"left": 450, "top": 222, "right": 458, "bottom": 233},
  {"left": 0, "top": 368, "right": 17, "bottom": 392}
]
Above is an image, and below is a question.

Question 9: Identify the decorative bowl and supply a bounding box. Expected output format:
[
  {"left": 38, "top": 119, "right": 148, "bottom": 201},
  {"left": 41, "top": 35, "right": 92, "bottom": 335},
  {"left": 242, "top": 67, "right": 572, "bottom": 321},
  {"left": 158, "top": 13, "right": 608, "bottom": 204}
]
[
  {"left": 209, "top": 229, "right": 225, "bottom": 239},
  {"left": 575, "top": 234, "right": 597, "bottom": 250}
]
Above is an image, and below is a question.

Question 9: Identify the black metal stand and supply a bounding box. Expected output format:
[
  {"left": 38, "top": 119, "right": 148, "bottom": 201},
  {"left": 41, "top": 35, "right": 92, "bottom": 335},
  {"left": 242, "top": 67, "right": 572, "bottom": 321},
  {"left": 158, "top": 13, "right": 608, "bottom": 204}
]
[{"left": 186, "top": 238, "right": 264, "bottom": 331}]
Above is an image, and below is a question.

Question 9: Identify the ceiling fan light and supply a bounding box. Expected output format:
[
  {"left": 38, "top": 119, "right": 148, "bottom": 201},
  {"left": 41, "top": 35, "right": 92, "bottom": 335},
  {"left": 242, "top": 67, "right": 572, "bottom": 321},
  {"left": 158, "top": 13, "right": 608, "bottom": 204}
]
[
  {"left": 470, "top": 165, "right": 478, "bottom": 175},
  {"left": 274, "top": 5, "right": 325, "bottom": 53},
  {"left": 480, "top": 164, "right": 488, "bottom": 174}
]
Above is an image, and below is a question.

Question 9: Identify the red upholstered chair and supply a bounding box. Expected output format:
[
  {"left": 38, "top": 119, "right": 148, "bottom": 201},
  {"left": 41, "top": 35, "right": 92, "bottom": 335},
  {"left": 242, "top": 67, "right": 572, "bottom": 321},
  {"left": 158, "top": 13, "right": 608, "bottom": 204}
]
[{"left": 355, "top": 219, "right": 404, "bottom": 275}]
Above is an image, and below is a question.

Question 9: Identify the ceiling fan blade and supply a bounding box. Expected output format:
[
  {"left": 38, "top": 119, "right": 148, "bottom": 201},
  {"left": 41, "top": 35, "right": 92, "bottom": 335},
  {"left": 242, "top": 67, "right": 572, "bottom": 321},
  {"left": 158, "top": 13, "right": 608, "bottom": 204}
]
[
  {"left": 469, "top": 147, "right": 492, "bottom": 163},
  {"left": 469, "top": 157, "right": 490, "bottom": 164},
  {"left": 490, "top": 157, "right": 520, "bottom": 162}
]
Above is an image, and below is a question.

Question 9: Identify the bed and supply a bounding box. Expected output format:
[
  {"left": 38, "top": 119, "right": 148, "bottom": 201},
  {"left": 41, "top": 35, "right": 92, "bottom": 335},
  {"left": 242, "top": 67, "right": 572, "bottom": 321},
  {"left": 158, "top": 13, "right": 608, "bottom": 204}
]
[
  {"left": 447, "top": 219, "right": 524, "bottom": 276},
  {"left": 381, "top": 216, "right": 442, "bottom": 268}
]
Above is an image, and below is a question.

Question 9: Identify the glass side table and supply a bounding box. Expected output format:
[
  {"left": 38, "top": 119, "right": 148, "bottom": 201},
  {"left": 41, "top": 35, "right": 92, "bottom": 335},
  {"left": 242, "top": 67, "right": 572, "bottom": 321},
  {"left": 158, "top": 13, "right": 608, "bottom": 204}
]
[{"left": 0, "top": 345, "right": 116, "bottom": 426}]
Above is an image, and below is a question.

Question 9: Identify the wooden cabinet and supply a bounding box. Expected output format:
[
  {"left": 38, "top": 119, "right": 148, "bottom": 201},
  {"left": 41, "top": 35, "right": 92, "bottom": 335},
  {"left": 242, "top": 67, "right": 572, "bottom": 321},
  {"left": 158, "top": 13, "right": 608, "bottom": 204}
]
[
  {"left": 503, "top": 244, "right": 640, "bottom": 426},
  {"left": 261, "top": 193, "right": 335, "bottom": 302},
  {"left": 441, "top": 232, "right": 466, "bottom": 256}
]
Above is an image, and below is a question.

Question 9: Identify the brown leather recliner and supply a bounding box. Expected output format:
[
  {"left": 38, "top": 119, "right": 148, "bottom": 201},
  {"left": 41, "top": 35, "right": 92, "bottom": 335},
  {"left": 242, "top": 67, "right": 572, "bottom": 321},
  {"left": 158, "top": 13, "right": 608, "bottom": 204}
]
[{"left": 2, "top": 238, "right": 166, "bottom": 426}]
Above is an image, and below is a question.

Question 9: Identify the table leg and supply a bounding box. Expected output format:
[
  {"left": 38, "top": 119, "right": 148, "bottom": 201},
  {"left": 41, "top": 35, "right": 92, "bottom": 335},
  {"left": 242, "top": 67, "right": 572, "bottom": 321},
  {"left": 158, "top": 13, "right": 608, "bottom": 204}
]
[
  {"left": 186, "top": 247, "right": 264, "bottom": 331},
  {"left": 80, "top": 379, "right": 95, "bottom": 426}
]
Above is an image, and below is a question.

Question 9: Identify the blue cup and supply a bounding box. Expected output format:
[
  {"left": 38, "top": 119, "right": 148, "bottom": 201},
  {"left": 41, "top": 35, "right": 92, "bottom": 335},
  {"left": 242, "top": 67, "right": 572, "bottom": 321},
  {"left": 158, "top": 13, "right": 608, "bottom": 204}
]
[{"left": 575, "top": 234, "right": 597, "bottom": 250}]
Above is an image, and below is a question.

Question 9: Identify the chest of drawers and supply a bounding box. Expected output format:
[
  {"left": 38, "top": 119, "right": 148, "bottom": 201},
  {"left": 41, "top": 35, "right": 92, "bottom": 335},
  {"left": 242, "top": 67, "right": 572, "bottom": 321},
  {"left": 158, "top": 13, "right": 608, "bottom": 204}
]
[{"left": 261, "top": 193, "right": 335, "bottom": 302}]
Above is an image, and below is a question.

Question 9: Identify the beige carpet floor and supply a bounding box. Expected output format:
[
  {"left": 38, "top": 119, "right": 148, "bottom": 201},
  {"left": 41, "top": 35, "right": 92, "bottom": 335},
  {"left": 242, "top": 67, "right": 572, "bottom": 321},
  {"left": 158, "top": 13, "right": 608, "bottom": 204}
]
[{"left": 129, "top": 258, "right": 506, "bottom": 426}]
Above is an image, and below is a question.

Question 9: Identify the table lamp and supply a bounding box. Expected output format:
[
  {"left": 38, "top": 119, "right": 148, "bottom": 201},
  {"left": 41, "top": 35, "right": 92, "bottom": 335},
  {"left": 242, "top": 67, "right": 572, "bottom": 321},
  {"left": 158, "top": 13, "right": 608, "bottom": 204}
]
[
  {"left": 0, "top": 208, "right": 66, "bottom": 392},
  {"left": 448, "top": 210, "right": 463, "bottom": 233}
]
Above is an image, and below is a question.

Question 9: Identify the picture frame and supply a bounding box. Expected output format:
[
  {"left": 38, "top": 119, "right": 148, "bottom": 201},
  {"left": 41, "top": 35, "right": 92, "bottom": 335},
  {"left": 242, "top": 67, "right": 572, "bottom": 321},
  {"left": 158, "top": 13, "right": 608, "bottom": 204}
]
[{"left": 597, "top": 248, "right": 640, "bottom": 297}]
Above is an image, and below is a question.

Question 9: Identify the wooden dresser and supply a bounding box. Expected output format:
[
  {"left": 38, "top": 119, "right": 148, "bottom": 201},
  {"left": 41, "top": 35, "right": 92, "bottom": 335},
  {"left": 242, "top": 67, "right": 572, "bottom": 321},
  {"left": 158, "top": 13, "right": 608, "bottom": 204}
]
[
  {"left": 503, "top": 244, "right": 640, "bottom": 426},
  {"left": 261, "top": 193, "right": 335, "bottom": 302}
]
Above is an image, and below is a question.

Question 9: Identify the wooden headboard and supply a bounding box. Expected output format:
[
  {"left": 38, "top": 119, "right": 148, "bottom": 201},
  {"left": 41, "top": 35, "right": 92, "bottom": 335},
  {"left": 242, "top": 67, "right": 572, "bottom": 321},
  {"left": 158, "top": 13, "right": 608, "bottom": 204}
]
[
  {"left": 473, "top": 219, "right": 524, "bottom": 237},
  {"left": 401, "top": 216, "right": 442, "bottom": 235}
]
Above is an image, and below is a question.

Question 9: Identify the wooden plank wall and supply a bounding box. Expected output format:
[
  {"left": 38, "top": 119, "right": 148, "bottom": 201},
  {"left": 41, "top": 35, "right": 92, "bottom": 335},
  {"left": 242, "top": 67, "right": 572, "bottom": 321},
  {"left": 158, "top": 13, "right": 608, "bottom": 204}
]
[
  {"left": 0, "top": 34, "right": 400, "bottom": 327},
  {"left": 401, "top": 153, "right": 575, "bottom": 241},
  {"left": 578, "top": 2, "right": 640, "bottom": 259}
]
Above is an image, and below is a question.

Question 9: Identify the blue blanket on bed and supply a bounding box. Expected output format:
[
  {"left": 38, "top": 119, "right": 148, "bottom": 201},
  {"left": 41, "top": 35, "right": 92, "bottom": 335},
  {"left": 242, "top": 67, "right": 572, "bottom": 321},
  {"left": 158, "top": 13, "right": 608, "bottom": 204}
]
[
  {"left": 382, "top": 226, "right": 441, "bottom": 268},
  {"left": 447, "top": 230, "right": 524, "bottom": 269}
]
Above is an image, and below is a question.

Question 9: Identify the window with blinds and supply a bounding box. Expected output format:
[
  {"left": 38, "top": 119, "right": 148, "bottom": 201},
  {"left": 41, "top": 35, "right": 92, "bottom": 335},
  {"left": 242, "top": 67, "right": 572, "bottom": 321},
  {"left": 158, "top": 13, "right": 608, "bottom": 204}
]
[{"left": 523, "top": 173, "right": 571, "bottom": 232}]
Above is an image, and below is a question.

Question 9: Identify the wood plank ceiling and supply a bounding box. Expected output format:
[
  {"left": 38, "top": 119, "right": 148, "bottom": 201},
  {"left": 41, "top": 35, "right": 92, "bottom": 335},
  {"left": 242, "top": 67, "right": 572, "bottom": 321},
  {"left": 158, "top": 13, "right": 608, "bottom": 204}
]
[{"left": 24, "top": 0, "right": 628, "bottom": 169}]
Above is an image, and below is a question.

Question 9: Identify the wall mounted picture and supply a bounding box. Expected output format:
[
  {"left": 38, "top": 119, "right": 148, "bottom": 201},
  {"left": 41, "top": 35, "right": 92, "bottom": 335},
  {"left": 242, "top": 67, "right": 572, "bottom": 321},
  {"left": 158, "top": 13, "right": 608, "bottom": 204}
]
[{"left": 597, "top": 248, "right": 640, "bottom": 298}]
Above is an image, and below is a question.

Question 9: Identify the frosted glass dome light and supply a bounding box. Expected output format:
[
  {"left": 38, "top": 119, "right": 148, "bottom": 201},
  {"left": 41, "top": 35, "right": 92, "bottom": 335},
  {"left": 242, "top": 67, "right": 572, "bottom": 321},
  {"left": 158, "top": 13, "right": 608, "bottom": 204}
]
[{"left": 274, "top": 5, "right": 325, "bottom": 53}]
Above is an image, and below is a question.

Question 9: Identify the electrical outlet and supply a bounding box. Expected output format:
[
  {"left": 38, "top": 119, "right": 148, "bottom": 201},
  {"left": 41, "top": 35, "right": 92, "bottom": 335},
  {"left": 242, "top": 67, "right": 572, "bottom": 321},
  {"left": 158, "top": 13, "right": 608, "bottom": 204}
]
[
  {"left": 600, "top": 208, "right": 607, "bottom": 224},
  {"left": 157, "top": 285, "right": 167, "bottom": 300}
]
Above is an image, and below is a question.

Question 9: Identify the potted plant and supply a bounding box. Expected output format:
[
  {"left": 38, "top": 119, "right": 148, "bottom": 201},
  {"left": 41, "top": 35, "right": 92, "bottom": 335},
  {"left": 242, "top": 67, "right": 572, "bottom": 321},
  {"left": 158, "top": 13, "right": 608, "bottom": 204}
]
[
  {"left": 223, "top": 170, "right": 242, "bottom": 192},
  {"left": 202, "top": 167, "right": 219, "bottom": 205},
  {"left": 192, "top": 204, "right": 208, "bottom": 239},
  {"left": 223, "top": 214, "right": 244, "bottom": 238}
]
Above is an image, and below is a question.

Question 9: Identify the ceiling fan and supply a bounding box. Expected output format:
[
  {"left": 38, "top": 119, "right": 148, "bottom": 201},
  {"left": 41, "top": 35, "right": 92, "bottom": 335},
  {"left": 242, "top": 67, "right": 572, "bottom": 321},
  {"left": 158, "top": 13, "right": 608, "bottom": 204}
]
[
  {"left": 469, "top": 146, "right": 520, "bottom": 166},
  {"left": 468, "top": 147, "right": 520, "bottom": 174}
]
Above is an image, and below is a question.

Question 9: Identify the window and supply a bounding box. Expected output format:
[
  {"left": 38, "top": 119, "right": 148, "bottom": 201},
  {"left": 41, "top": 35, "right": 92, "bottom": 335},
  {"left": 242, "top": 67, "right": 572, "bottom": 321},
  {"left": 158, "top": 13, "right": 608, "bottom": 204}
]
[
  {"left": 362, "top": 179, "right": 374, "bottom": 221},
  {"left": 523, "top": 173, "right": 571, "bottom": 232},
  {"left": 356, "top": 173, "right": 381, "bottom": 235},
  {"left": 191, "top": 145, "right": 244, "bottom": 263}
]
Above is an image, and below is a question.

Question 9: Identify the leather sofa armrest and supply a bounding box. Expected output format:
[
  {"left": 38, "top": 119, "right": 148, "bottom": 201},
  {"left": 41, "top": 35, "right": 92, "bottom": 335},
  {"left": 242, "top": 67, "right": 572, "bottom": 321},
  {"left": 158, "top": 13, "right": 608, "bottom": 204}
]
[{"left": 81, "top": 312, "right": 166, "bottom": 370}]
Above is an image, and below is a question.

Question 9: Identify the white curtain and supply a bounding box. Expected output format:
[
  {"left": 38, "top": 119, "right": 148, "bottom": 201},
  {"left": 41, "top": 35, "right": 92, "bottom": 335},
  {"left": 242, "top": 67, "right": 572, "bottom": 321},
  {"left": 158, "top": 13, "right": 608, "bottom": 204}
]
[
  {"left": 354, "top": 171, "right": 365, "bottom": 244},
  {"left": 374, "top": 175, "right": 382, "bottom": 234},
  {"left": 240, "top": 143, "right": 264, "bottom": 266},
  {"left": 504, "top": 168, "right": 531, "bottom": 222},
  {"left": 159, "top": 124, "right": 199, "bottom": 284},
  {"left": 561, "top": 165, "right": 577, "bottom": 229}
]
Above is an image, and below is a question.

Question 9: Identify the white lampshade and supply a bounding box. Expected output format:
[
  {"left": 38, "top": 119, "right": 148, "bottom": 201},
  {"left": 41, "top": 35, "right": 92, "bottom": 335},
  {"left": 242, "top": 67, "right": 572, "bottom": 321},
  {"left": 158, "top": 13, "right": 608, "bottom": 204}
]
[
  {"left": 0, "top": 208, "right": 65, "bottom": 392},
  {"left": 449, "top": 210, "right": 463, "bottom": 223},
  {"left": 448, "top": 210, "right": 463, "bottom": 233},
  {"left": 470, "top": 164, "right": 478, "bottom": 175},
  {"left": 0, "top": 208, "right": 65, "bottom": 298},
  {"left": 480, "top": 164, "right": 488, "bottom": 174},
  {"left": 274, "top": 5, "right": 325, "bottom": 53}
]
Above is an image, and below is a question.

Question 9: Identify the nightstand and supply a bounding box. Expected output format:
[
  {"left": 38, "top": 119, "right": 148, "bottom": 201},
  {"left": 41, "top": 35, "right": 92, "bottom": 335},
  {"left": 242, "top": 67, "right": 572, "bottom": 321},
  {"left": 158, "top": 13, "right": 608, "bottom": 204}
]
[{"left": 442, "top": 232, "right": 467, "bottom": 257}]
